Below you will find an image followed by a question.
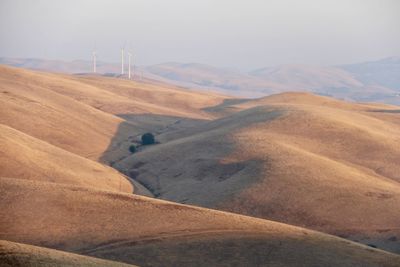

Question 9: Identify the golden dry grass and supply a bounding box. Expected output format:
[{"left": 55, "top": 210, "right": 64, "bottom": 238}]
[
  {"left": 65, "top": 74, "right": 226, "bottom": 119},
  {"left": 0, "top": 65, "right": 128, "bottom": 161},
  {"left": 0, "top": 240, "right": 136, "bottom": 267},
  {"left": 1, "top": 177, "right": 399, "bottom": 267},
  {"left": 0, "top": 124, "right": 132, "bottom": 192}
]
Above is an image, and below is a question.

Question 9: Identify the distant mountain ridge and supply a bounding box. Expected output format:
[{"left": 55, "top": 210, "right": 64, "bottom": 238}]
[
  {"left": 0, "top": 57, "right": 121, "bottom": 74},
  {"left": 1, "top": 56, "right": 399, "bottom": 104},
  {"left": 339, "top": 56, "right": 400, "bottom": 90}
]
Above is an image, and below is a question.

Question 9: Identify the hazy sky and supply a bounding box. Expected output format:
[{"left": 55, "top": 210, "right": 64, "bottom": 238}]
[{"left": 0, "top": 0, "right": 399, "bottom": 70}]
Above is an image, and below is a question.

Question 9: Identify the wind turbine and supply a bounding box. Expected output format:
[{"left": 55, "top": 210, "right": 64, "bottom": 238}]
[
  {"left": 92, "top": 50, "right": 97, "bottom": 73},
  {"left": 121, "top": 47, "right": 124, "bottom": 75},
  {"left": 128, "top": 52, "right": 132, "bottom": 79}
]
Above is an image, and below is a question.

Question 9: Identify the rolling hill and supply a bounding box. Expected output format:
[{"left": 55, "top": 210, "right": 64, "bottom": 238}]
[
  {"left": 0, "top": 124, "right": 133, "bottom": 193},
  {"left": 114, "top": 92, "right": 400, "bottom": 253},
  {"left": 147, "top": 62, "right": 367, "bottom": 96},
  {"left": 0, "top": 64, "right": 224, "bottom": 164},
  {"left": 339, "top": 56, "right": 400, "bottom": 91},
  {"left": 0, "top": 240, "right": 136, "bottom": 267},
  {"left": 1, "top": 177, "right": 399, "bottom": 267},
  {"left": 145, "top": 62, "right": 286, "bottom": 97},
  {"left": 0, "top": 65, "right": 133, "bottom": 161},
  {"left": 0, "top": 57, "right": 122, "bottom": 75},
  {"left": 145, "top": 62, "right": 400, "bottom": 104}
]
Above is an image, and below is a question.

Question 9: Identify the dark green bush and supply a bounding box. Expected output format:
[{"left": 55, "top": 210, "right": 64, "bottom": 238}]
[
  {"left": 141, "top": 133, "right": 155, "bottom": 145},
  {"left": 129, "top": 145, "right": 137, "bottom": 153}
]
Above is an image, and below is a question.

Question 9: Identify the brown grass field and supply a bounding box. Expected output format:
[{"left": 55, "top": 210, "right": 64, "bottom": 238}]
[
  {"left": 1, "top": 177, "right": 399, "bottom": 267},
  {"left": 0, "top": 124, "right": 132, "bottom": 192}
]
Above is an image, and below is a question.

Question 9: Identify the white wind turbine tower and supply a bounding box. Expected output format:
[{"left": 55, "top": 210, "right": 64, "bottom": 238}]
[
  {"left": 92, "top": 50, "right": 97, "bottom": 73},
  {"left": 128, "top": 52, "right": 132, "bottom": 79},
  {"left": 121, "top": 47, "right": 125, "bottom": 75}
]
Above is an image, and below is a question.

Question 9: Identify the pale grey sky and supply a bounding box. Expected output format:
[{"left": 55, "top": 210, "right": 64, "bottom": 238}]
[{"left": 0, "top": 0, "right": 399, "bottom": 70}]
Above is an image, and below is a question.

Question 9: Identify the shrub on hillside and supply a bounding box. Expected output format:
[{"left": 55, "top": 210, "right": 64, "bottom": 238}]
[
  {"left": 129, "top": 145, "right": 137, "bottom": 153},
  {"left": 141, "top": 133, "right": 155, "bottom": 145}
]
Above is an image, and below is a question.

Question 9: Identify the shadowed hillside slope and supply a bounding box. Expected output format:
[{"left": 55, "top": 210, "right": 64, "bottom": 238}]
[
  {"left": 1, "top": 177, "right": 399, "bottom": 267},
  {"left": 115, "top": 92, "right": 400, "bottom": 253}
]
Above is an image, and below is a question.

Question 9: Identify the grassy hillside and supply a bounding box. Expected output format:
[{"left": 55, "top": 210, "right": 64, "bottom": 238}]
[
  {"left": 0, "top": 65, "right": 133, "bottom": 161},
  {"left": 0, "top": 124, "right": 132, "bottom": 192},
  {"left": 115, "top": 92, "right": 400, "bottom": 253},
  {"left": 1, "top": 177, "right": 399, "bottom": 267},
  {"left": 0, "top": 65, "right": 225, "bottom": 161},
  {"left": 0, "top": 240, "right": 136, "bottom": 267}
]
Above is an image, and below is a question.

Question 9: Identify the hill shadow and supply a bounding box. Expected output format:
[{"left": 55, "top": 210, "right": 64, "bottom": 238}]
[
  {"left": 100, "top": 107, "right": 282, "bottom": 208},
  {"left": 99, "top": 113, "right": 210, "bottom": 196}
]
